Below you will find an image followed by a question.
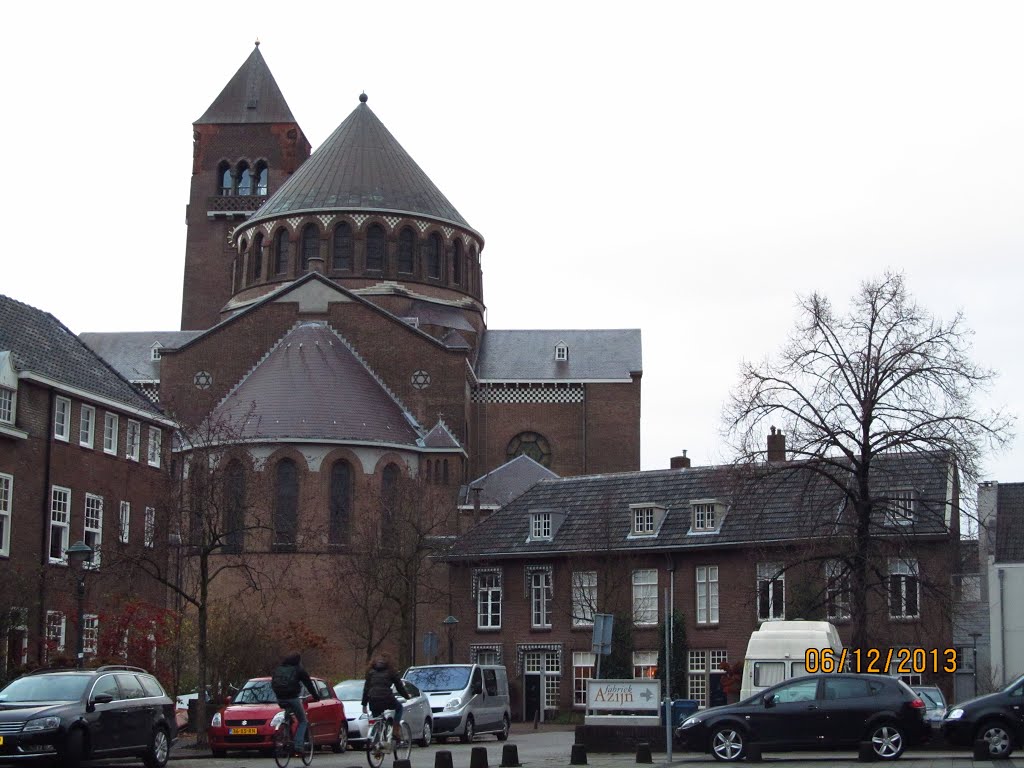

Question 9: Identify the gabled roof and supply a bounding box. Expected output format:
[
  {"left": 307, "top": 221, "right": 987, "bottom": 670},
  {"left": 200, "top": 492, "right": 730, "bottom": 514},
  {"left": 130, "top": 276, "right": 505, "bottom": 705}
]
[
  {"left": 210, "top": 321, "right": 421, "bottom": 446},
  {"left": 995, "top": 482, "right": 1024, "bottom": 562},
  {"left": 476, "top": 329, "right": 641, "bottom": 382},
  {"left": 422, "top": 421, "right": 462, "bottom": 450},
  {"left": 458, "top": 455, "right": 559, "bottom": 509},
  {"left": 246, "top": 95, "right": 471, "bottom": 229},
  {"left": 0, "top": 295, "right": 163, "bottom": 416},
  {"left": 80, "top": 331, "right": 202, "bottom": 382},
  {"left": 195, "top": 44, "right": 298, "bottom": 125}
]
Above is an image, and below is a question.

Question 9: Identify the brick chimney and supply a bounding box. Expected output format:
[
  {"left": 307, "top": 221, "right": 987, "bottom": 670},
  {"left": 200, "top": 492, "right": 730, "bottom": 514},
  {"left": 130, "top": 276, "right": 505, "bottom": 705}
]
[
  {"left": 670, "top": 450, "right": 691, "bottom": 469},
  {"left": 767, "top": 427, "right": 786, "bottom": 462},
  {"left": 307, "top": 255, "right": 325, "bottom": 274}
]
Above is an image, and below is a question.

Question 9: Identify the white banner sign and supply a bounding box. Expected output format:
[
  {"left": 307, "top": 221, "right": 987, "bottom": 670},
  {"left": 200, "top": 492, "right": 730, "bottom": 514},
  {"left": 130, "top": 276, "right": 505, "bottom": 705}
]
[{"left": 586, "top": 679, "right": 661, "bottom": 711}]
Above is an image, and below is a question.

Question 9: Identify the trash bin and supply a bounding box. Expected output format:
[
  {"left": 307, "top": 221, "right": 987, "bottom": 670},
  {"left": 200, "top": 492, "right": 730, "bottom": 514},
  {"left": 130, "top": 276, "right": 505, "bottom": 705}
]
[{"left": 670, "top": 699, "right": 699, "bottom": 728}]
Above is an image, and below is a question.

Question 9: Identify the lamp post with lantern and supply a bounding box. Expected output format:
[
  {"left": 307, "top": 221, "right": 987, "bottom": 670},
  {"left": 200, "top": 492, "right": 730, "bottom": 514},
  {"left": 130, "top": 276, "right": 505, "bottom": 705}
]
[
  {"left": 66, "top": 540, "right": 94, "bottom": 669},
  {"left": 442, "top": 615, "right": 459, "bottom": 664}
]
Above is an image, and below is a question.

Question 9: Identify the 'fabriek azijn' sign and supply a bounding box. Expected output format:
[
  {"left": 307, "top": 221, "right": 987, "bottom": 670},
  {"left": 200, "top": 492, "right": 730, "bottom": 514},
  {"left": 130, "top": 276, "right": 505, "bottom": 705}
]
[{"left": 586, "top": 679, "right": 661, "bottom": 711}]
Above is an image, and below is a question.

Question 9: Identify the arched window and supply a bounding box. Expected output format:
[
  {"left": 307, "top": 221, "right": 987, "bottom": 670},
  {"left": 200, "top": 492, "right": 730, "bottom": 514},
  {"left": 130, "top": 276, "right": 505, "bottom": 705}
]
[
  {"left": 237, "top": 163, "right": 253, "bottom": 195},
  {"left": 329, "top": 460, "right": 352, "bottom": 546},
  {"left": 333, "top": 222, "right": 353, "bottom": 271},
  {"left": 274, "top": 458, "right": 298, "bottom": 548},
  {"left": 452, "top": 240, "right": 463, "bottom": 284},
  {"left": 255, "top": 163, "right": 269, "bottom": 195},
  {"left": 381, "top": 462, "right": 400, "bottom": 510},
  {"left": 470, "top": 246, "right": 479, "bottom": 293},
  {"left": 366, "top": 224, "right": 385, "bottom": 271},
  {"left": 433, "top": 462, "right": 441, "bottom": 484},
  {"left": 238, "top": 239, "right": 248, "bottom": 287},
  {"left": 218, "top": 162, "right": 233, "bottom": 196},
  {"left": 223, "top": 460, "right": 246, "bottom": 553},
  {"left": 443, "top": 459, "right": 450, "bottom": 485},
  {"left": 253, "top": 233, "right": 264, "bottom": 279},
  {"left": 398, "top": 228, "right": 415, "bottom": 274},
  {"left": 424, "top": 460, "right": 432, "bottom": 484},
  {"left": 274, "top": 229, "right": 289, "bottom": 275},
  {"left": 424, "top": 233, "right": 442, "bottom": 279},
  {"left": 301, "top": 224, "right": 319, "bottom": 271}
]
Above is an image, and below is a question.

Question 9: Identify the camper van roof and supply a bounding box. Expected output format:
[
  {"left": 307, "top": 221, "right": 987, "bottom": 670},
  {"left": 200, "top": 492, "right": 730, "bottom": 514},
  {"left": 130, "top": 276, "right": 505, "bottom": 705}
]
[{"left": 756, "top": 620, "right": 836, "bottom": 633}]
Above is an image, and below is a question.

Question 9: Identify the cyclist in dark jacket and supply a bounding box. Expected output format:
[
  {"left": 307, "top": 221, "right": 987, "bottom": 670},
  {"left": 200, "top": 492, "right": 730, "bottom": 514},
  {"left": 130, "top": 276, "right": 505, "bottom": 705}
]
[
  {"left": 361, "top": 653, "right": 410, "bottom": 741},
  {"left": 273, "top": 652, "right": 320, "bottom": 753}
]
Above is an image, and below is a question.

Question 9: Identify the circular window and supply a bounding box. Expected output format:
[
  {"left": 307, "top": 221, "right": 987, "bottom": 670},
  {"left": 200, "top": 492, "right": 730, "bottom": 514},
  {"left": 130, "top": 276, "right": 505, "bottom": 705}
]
[{"left": 506, "top": 432, "right": 552, "bottom": 467}]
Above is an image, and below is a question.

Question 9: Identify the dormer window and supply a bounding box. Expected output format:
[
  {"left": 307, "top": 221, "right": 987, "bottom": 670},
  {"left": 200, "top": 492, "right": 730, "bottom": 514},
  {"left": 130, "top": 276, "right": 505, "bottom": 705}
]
[
  {"left": 689, "top": 498, "right": 724, "bottom": 533},
  {"left": 629, "top": 503, "right": 666, "bottom": 537},
  {"left": 531, "top": 512, "right": 552, "bottom": 540},
  {"left": 0, "top": 351, "right": 16, "bottom": 426},
  {"left": 554, "top": 342, "right": 568, "bottom": 362},
  {"left": 886, "top": 490, "right": 915, "bottom": 525},
  {"left": 150, "top": 343, "right": 163, "bottom": 361}
]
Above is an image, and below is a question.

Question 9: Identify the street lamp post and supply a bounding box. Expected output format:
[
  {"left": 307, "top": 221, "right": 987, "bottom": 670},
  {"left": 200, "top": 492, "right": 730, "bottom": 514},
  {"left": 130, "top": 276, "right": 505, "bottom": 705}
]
[
  {"left": 442, "top": 615, "right": 459, "bottom": 664},
  {"left": 66, "top": 541, "right": 94, "bottom": 669},
  {"left": 969, "top": 632, "right": 983, "bottom": 696}
]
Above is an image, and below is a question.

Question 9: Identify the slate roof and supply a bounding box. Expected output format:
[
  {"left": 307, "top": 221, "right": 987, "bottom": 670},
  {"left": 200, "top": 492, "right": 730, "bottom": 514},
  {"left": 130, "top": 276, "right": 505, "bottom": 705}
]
[
  {"left": 475, "top": 329, "right": 641, "bottom": 382},
  {"left": 458, "top": 455, "right": 559, "bottom": 509},
  {"left": 246, "top": 96, "right": 470, "bottom": 229},
  {"left": 446, "top": 451, "right": 954, "bottom": 560},
  {"left": 195, "top": 44, "right": 298, "bottom": 125},
  {"left": 995, "top": 482, "right": 1024, "bottom": 562},
  {"left": 210, "top": 321, "right": 421, "bottom": 445},
  {"left": 0, "top": 295, "right": 161, "bottom": 416},
  {"left": 423, "top": 421, "right": 463, "bottom": 450},
  {"left": 80, "top": 331, "right": 203, "bottom": 382}
]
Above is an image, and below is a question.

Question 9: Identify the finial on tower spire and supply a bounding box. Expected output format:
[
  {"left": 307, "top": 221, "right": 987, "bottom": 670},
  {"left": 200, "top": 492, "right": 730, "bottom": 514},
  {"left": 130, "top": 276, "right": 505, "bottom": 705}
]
[
  {"left": 359, "top": 92, "right": 368, "bottom": 103},
  {"left": 254, "top": 38, "right": 261, "bottom": 47}
]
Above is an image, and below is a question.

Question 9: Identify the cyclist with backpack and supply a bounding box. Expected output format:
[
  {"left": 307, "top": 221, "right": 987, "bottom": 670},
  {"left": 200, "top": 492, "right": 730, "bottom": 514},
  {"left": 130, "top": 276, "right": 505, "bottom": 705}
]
[
  {"left": 361, "top": 653, "right": 410, "bottom": 742},
  {"left": 272, "top": 652, "right": 321, "bottom": 754}
]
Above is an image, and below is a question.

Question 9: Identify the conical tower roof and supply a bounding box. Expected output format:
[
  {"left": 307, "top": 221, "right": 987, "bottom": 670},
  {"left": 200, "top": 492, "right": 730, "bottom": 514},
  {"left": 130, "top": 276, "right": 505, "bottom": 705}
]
[
  {"left": 195, "top": 43, "right": 297, "bottom": 125},
  {"left": 247, "top": 94, "right": 470, "bottom": 228}
]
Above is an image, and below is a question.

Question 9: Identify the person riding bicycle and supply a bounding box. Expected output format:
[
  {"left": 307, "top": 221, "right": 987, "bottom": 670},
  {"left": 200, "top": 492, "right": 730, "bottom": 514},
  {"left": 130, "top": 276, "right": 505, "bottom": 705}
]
[
  {"left": 272, "top": 652, "right": 321, "bottom": 754},
  {"left": 361, "top": 652, "right": 410, "bottom": 742}
]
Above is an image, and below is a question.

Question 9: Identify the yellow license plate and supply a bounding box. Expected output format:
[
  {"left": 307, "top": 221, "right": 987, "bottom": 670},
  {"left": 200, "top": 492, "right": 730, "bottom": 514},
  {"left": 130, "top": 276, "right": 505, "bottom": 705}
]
[
  {"left": 0, "top": 736, "right": 4, "bottom": 745},
  {"left": 230, "top": 727, "right": 258, "bottom": 735}
]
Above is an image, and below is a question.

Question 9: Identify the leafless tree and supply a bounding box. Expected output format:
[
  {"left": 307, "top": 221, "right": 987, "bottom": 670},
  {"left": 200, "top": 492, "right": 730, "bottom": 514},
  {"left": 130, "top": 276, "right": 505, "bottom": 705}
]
[{"left": 725, "top": 272, "right": 1013, "bottom": 650}]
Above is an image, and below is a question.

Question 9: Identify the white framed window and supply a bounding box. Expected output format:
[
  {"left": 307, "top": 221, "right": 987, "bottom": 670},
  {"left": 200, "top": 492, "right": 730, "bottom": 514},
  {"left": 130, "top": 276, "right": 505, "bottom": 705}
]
[
  {"left": 147, "top": 426, "right": 162, "bottom": 468},
  {"left": 531, "top": 512, "right": 552, "bottom": 540},
  {"left": 0, "top": 473, "right": 11, "bottom": 557},
  {"left": 632, "top": 568, "right": 658, "bottom": 625},
  {"left": 84, "top": 494, "right": 103, "bottom": 568},
  {"left": 633, "top": 507, "right": 655, "bottom": 535},
  {"left": 103, "top": 413, "right": 119, "bottom": 455},
  {"left": 688, "top": 649, "right": 728, "bottom": 709},
  {"left": 633, "top": 650, "right": 658, "bottom": 679},
  {"left": 889, "top": 559, "right": 920, "bottom": 619},
  {"left": 119, "top": 501, "right": 130, "bottom": 544},
  {"left": 530, "top": 569, "right": 553, "bottom": 628},
  {"left": 0, "top": 387, "right": 15, "bottom": 425},
  {"left": 45, "top": 611, "right": 66, "bottom": 653},
  {"left": 54, "top": 396, "right": 71, "bottom": 441},
  {"left": 477, "top": 572, "right": 502, "bottom": 629},
  {"left": 554, "top": 343, "right": 568, "bottom": 362},
  {"left": 79, "top": 405, "right": 95, "bottom": 448},
  {"left": 126, "top": 420, "right": 141, "bottom": 461},
  {"left": 571, "top": 570, "right": 597, "bottom": 626},
  {"left": 757, "top": 562, "right": 785, "bottom": 620},
  {"left": 150, "top": 342, "right": 162, "bottom": 361},
  {"left": 696, "top": 565, "right": 719, "bottom": 624},
  {"left": 573, "top": 651, "right": 596, "bottom": 706},
  {"left": 49, "top": 486, "right": 71, "bottom": 564},
  {"left": 886, "top": 490, "right": 916, "bottom": 525},
  {"left": 825, "top": 560, "right": 851, "bottom": 620},
  {"left": 693, "top": 503, "right": 716, "bottom": 531},
  {"left": 144, "top": 507, "right": 156, "bottom": 548},
  {"left": 524, "top": 650, "right": 561, "bottom": 709},
  {"left": 83, "top": 614, "right": 99, "bottom": 655}
]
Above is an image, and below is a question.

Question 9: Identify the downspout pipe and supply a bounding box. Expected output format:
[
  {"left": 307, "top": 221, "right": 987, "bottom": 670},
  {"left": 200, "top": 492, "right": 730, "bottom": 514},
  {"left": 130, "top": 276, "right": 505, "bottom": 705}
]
[
  {"left": 999, "top": 568, "right": 1007, "bottom": 686},
  {"left": 37, "top": 390, "right": 56, "bottom": 663}
]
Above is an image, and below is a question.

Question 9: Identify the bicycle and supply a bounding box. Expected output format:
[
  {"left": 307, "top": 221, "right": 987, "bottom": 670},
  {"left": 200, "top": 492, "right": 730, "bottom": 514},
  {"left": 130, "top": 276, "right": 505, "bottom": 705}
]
[
  {"left": 365, "top": 709, "right": 412, "bottom": 768},
  {"left": 273, "top": 704, "right": 315, "bottom": 768}
]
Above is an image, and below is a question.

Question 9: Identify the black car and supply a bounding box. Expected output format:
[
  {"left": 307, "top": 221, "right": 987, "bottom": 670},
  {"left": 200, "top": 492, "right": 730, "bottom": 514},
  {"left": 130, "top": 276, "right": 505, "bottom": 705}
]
[
  {"left": 942, "top": 673, "right": 1024, "bottom": 758},
  {"left": 0, "top": 665, "right": 176, "bottom": 768},
  {"left": 675, "top": 673, "right": 929, "bottom": 762}
]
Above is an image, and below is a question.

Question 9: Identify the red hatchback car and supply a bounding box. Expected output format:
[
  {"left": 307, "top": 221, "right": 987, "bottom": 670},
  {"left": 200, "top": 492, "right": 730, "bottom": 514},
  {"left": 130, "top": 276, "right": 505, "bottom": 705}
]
[{"left": 208, "top": 676, "right": 348, "bottom": 757}]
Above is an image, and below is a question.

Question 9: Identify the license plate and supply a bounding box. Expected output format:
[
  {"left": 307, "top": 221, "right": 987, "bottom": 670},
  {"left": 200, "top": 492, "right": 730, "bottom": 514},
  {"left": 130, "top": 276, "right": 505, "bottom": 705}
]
[
  {"left": 229, "top": 727, "right": 258, "bottom": 735},
  {"left": 0, "top": 736, "right": 4, "bottom": 745}
]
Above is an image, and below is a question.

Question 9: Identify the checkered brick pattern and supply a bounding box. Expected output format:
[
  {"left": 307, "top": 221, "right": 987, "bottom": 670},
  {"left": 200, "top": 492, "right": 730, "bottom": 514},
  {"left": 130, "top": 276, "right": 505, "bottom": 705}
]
[{"left": 471, "top": 385, "right": 584, "bottom": 404}]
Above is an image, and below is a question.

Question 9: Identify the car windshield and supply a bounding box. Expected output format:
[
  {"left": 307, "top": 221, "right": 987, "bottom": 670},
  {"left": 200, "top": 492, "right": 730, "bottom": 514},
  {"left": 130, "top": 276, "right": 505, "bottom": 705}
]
[
  {"left": 915, "top": 688, "right": 944, "bottom": 708},
  {"left": 405, "top": 666, "right": 470, "bottom": 692},
  {"left": 234, "top": 679, "right": 277, "bottom": 704},
  {"left": 334, "top": 680, "right": 363, "bottom": 700},
  {"left": 0, "top": 675, "right": 90, "bottom": 702}
]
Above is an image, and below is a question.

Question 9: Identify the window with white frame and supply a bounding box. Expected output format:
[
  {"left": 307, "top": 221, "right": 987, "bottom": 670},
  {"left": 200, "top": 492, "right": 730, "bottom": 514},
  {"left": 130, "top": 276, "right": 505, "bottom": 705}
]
[
  {"left": 144, "top": 507, "right": 155, "bottom": 548},
  {"left": 150, "top": 343, "right": 162, "bottom": 361},
  {"left": 889, "top": 559, "right": 920, "bottom": 619},
  {"left": 126, "top": 420, "right": 140, "bottom": 461},
  {"left": 886, "top": 490, "right": 915, "bottom": 525},
  {"left": 571, "top": 571, "right": 597, "bottom": 626},
  {"left": 54, "top": 396, "right": 71, "bottom": 441},
  {"left": 633, "top": 568, "right": 658, "bottom": 625},
  {"left": 477, "top": 571, "right": 502, "bottom": 629},
  {"left": 103, "top": 413, "right": 118, "bottom": 455},
  {"left": 49, "top": 486, "right": 71, "bottom": 563},
  {"left": 0, "top": 473, "right": 11, "bottom": 557},
  {"left": 147, "top": 427, "right": 162, "bottom": 468},
  {"left": 84, "top": 494, "right": 103, "bottom": 568},
  {"left": 757, "top": 562, "right": 785, "bottom": 620},
  {"left": 530, "top": 568, "right": 553, "bottom": 628},
  {"left": 825, "top": 560, "right": 851, "bottom": 620},
  {"left": 79, "top": 405, "right": 95, "bottom": 448},
  {"left": 531, "top": 512, "right": 552, "bottom": 540},
  {"left": 524, "top": 650, "right": 561, "bottom": 709},
  {"left": 688, "top": 649, "right": 728, "bottom": 708},
  {"left": 119, "top": 501, "right": 130, "bottom": 544},
  {"left": 633, "top": 650, "right": 658, "bottom": 679},
  {"left": 46, "top": 611, "right": 66, "bottom": 653},
  {"left": 573, "top": 651, "right": 596, "bottom": 706},
  {"left": 83, "top": 614, "right": 99, "bottom": 655},
  {"left": 696, "top": 565, "right": 719, "bottom": 624},
  {"left": 693, "top": 503, "right": 716, "bottom": 531},
  {"left": 554, "top": 343, "right": 568, "bottom": 362},
  {"left": 633, "top": 507, "right": 655, "bottom": 535},
  {"left": 471, "top": 646, "right": 501, "bottom": 665},
  {"left": 0, "top": 387, "right": 14, "bottom": 425}
]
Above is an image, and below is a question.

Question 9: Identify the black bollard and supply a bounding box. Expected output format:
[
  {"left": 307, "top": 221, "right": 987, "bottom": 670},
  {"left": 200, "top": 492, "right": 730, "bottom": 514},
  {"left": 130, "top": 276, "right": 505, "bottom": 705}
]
[
  {"left": 569, "top": 743, "right": 587, "bottom": 765},
  {"left": 470, "top": 745, "right": 489, "bottom": 768},
  {"left": 501, "top": 743, "right": 522, "bottom": 767},
  {"left": 973, "top": 739, "right": 991, "bottom": 761},
  {"left": 434, "top": 750, "right": 455, "bottom": 768},
  {"left": 635, "top": 742, "right": 652, "bottom": 764},
  {"left": 395, "top": 761, "right": 412, "bottom": 768},
  {"left": 857, "top": 741, "right": 874, "bottom": 762}
]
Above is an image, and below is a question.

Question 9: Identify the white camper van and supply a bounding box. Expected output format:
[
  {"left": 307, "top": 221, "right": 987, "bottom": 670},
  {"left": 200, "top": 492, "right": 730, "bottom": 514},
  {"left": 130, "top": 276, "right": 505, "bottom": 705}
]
[{"left": 739, "top": 620, "right": 843, "bottom": 701}]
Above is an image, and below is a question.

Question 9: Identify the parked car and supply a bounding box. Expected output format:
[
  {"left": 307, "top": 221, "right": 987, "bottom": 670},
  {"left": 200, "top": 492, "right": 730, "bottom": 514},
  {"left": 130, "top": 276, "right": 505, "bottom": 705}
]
[
  {"left": 207, "top": 675, "right": 347, "bottom": 757},
  {"left": 943, "top": 673, "right": 1024, "bottom": 759},
  {"left": 174, "top": 687, "right": 211, "bottom": 710},
  {"left": 0, "top": 664, "right": 176, "bottom": 768},
  {"left": 913, "top": 685, "right": 947, "bottom": 731},
  {"left": 333, "top": 677, "right": 433, "bottom": 747},
  {"left": 675, "top": 673, "right": 929, "bottom": 762}
]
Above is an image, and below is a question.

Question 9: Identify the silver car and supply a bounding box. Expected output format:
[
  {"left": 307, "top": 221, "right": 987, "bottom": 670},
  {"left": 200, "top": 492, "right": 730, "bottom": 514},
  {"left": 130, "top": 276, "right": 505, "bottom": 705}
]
[
  {"left": 913, "top": 685, "right": 947, "bottom": 731},
  {"left": 334, "top": 678, "right": 433, "bottom": 747}
]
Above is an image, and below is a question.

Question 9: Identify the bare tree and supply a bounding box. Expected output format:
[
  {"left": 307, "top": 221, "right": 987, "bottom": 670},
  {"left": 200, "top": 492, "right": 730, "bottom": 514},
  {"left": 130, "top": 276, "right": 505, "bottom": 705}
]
[{"left": 725, "top": 272, "right": 1013, "bottom": 650}]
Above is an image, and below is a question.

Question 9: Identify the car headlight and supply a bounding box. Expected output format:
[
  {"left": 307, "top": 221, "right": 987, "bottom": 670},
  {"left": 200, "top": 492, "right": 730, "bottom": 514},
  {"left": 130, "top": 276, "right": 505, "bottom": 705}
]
[
  {"left": 444, "top": 696, "right": 463, "bottom": 711},
  {"left": 270, "top": 711, "right": 285, "bottom": 728},
  {"left": 680, "top": 716, "right": 701, "bottom": 728},
  {"left": 211, "top": 712, "right": 222, "bottom": 727},
  {"left": 945, "top": 709, "right": 964, "bottom": 720},
  {"left": 23, "top": 716, "right": 62, "bottom": 732}
]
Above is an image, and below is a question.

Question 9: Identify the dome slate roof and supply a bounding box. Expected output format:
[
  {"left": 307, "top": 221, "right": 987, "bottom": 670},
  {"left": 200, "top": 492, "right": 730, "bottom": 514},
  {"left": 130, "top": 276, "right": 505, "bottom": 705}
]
[{"left": 248, "top": 96, "right": 470, "bottom": 229}]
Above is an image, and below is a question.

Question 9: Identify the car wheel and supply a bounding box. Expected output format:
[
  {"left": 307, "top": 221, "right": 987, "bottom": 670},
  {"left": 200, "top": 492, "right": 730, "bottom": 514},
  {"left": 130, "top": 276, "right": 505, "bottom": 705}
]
[
  {"left": 418, "top": 719, "right": 433, "bottom": 747},
  {"left": 460, "top": 716, "right": 475, "bottom": 744},
  {"left": 977, "top": 720, "right": 1014, "bottom": 759},
  {"left": 868, "top": 722, "right": 905, "bottom": 760},
  {"left": 496, "top": 715, "right": 510, "bottom": 742},
  {"left": 710, "top": 725, "right": 746, "bottom": 762},
  {"left": 142, "top": 726, "right": 170, "bottom": 768},
  {"left": 332, "top": 721, "right": 349, "bottom": 753},
  {"left": 60, "top": 727, "right": 86, "bottom": 768}
]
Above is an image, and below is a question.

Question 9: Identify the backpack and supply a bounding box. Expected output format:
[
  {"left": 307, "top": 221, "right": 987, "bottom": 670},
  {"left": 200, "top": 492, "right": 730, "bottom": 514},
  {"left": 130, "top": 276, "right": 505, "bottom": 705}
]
[{"left": 271, "top": 664, "right": 300, "bottom": 697}]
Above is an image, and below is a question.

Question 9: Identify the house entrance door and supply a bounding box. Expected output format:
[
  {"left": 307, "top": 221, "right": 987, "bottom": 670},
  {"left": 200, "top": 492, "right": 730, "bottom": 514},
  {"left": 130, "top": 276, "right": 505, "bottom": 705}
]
[{"left": 524, "top": 674, "right": 541, "bottom": 723}]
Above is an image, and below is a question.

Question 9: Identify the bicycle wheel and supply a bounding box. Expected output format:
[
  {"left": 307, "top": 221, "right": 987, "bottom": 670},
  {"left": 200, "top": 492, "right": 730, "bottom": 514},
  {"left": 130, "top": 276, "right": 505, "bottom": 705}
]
[
  {"left": 365, "top": 721, "right": 385, "bottom": 768},
  {"left": 273, "top": 723, "right": 292, "bottom": 768},
  {"left": 394, "top": 720, "right": 412, "bottom": 761},
  {"left": 300, "top": 728, "right": 315, "bottom": 766}
]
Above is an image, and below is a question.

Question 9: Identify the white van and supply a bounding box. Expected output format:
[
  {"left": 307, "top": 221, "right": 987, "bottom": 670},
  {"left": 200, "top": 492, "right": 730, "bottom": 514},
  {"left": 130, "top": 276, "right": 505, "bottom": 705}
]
[
  {"left": 403, "top": 664, "right": 511, "bottom": 743},
  {"left": 739, "top": 620, "right": 843, "bottom": 701}
]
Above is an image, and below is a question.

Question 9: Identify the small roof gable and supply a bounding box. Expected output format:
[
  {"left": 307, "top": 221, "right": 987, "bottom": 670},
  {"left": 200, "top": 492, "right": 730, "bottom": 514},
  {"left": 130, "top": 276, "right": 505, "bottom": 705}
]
[
  {"left": 476, "top": 329, "right": 642, "bottom": 382},
  {"left": 458, "top": 455, "right": 559, "bottom": 509},
  {"left": 80, "top": 331, "right": 203, "bottom": 382},
  {"left": 996, "top": 483, "right": 1024, "bottom": 562},
  {"left": 423, "top": 421, "right": 463, "bottom": 450},
  {"left": 196, "top": 44, "right": 298, "bottom": 125}
]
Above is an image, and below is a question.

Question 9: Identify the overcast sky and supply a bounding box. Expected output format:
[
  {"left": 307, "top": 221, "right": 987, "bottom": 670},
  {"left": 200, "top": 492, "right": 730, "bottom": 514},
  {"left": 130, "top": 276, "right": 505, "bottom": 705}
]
[{"left": 4, "top": 1, "right": 1022, "bottom": 486}]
